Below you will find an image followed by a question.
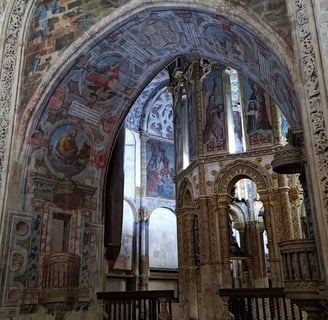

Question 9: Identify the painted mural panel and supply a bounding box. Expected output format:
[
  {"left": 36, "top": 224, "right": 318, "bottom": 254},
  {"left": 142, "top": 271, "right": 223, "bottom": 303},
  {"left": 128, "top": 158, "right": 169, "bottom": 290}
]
[
  {"left": 146, "top": 87, "right": 173, "bottom": 140},
  {"left": 24, "top": 0, "right": 131, "bottom": 105},
  {"left": 202, "top": 65, "right": 227, "bottom": 152},
  {"left": 146, "top": 138, "right": 175, "bottom": 200},
  {"left": 243, "top": 78, "right": 273, "bottom": 148}
]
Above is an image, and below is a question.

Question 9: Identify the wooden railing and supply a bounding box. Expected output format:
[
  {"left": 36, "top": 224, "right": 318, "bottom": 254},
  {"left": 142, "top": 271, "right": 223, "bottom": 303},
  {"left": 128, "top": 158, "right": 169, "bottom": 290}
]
[
  {"left": 97, "top": 290, "right": 175, "bottom": 320},
  {"left": 219, "top": 288, "right": 304, "bottom": 320}
]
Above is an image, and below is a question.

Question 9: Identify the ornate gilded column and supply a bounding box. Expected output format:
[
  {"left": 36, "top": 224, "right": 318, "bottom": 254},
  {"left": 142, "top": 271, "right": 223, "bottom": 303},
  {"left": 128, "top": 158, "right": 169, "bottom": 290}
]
[
  {"left": 260, "top": 192, "right": 283, "bottom": 287},
  {"left": 289, "top": 186, "right": 303, "bottom": 239},
  {"left": 286, "top": 0, "right": 328, "bottom": 290},
  {"left": 138, "top": 208, "right": 149, "bottom": 291}
]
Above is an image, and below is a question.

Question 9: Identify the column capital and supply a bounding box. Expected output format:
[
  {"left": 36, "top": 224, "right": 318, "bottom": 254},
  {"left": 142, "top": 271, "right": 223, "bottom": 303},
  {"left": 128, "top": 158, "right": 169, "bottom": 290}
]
[{"left": 139, "top": 207, "right": 149, "bottom": 222}]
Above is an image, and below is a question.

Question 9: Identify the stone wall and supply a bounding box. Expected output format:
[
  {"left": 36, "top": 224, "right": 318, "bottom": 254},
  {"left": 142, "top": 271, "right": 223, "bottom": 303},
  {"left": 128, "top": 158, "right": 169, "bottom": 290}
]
[{"left": 313, "top": 0, "right": 328, "bottom": 93}]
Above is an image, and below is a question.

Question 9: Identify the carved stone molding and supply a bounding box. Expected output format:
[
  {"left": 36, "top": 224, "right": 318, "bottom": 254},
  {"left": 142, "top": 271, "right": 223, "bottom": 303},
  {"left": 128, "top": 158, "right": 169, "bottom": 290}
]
[
  {"left": 0, "top": 0, "right": 30, "bottom": 213},
  {"left": 292, "top": 0, "right": 328, "bottom": 210}
]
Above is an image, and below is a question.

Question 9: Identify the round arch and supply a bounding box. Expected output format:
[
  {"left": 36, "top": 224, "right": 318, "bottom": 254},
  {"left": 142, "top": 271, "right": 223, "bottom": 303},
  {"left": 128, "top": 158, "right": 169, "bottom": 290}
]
[
  {"left": 1, "top": 1, "right": 301, "bottom": 215},
  {"left": 214, "top": 159, "right": 271, "bottom": 195},
  {"left": 18, "top": 2, "right": 300, "bottom": 158}
]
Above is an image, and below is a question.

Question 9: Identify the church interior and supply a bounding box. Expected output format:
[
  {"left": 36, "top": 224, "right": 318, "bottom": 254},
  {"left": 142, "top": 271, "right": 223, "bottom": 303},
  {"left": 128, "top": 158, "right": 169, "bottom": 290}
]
[{"left": 1, "top": 0, "right": 328, "bottom": 319}]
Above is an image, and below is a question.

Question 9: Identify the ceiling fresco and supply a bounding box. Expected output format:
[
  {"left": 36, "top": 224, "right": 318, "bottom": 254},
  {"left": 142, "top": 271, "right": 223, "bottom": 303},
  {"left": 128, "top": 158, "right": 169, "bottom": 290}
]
[
  {"left": 23, "top": 1, "right": 291, "bottom": 107},
  {"left": 125, "top": 70, "right": 169, "bottom": 132},
  {"left": 21, "top": 7, "right": 300, "bottom": 199}
]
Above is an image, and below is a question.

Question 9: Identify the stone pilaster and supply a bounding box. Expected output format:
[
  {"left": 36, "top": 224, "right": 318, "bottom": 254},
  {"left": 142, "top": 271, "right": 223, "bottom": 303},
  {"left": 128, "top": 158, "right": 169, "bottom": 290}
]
[
  {"left": 287, "top": 0, "right": 328, "bottom": 286},
  {"left": 216, "top": 195, "right": 232, "bottom": 288},
  {"left": 277, "top": 174, "right": 294, "bottom": 240},
  {"left": 246, "top": 221, "right": 267, "bottom": 287},
  {"left": 289, "top": 187, "right": 303, "bottom": 239},
  {"left": 261, "top": 192, "right": 284, "bottom": 287},
  {"left": 183, "top": 212, "right": 199, "bottom": 319},
  {"left": 138, "top": 208, "right": 149, "bottom": 291},
  {"left": 197, "top": 197, "right": 223, "bottom": 319}
]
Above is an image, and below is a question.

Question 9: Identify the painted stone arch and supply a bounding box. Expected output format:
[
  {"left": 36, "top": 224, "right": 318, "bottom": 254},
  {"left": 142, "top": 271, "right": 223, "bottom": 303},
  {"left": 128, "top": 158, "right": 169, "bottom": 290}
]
[
  {"left": 18, "top": 3, "right": 301, "bottom": 167},
  {"left": 214, "top": 160, "right": 271, "bottom": 196},
  {"left": 177, "top": 178, "right": 195, "bottom": 208},
  {"left": 0, "top": 1, "right": 303, "bottom": 216}
]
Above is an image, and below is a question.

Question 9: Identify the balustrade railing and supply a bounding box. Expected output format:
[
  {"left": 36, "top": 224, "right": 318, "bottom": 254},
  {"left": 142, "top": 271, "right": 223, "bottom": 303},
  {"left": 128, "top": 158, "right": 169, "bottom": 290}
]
[
  {"left": 42, "top": 252, "right": 80, "bottom": 305},
  {"left": 219, "top": 288, "right": 304, "bottom": 320},
  {"left": 97, "top": 290, "right": 175, "bottom": 320}
]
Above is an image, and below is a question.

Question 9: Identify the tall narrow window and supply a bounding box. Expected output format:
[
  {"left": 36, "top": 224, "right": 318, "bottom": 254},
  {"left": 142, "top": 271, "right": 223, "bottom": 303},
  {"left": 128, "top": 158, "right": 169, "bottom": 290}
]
[
  {"left": 224, "top": 68, "right": 245, "bottom": 153},
  {"left": 182, "top": 94, "right": 190, "bottom": 169}
]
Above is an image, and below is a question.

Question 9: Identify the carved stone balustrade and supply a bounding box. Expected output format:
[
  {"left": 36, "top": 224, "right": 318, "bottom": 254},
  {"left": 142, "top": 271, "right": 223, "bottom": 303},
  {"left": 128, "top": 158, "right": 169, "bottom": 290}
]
[
  {"left": 279, "top": 239, "right": 326, "bottom": 319},
  {"left": 42, "top": 252, "right": 80, "bottom": 305}
]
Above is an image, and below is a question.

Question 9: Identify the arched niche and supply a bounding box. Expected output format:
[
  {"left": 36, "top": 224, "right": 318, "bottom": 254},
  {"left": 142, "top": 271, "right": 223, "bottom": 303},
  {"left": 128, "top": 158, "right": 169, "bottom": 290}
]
[
  {"left": 149, "top": 207, "right": 178, "bottom": 270},
  {"left": 177, "top": 178, "right": 195, "bottom": 209}
]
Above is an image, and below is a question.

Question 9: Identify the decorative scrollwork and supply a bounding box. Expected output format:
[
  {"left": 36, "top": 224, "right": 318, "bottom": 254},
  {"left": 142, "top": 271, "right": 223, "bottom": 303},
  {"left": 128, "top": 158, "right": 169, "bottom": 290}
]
[{"left": 293, "top": 0, "right": 328, "bottom": 213}]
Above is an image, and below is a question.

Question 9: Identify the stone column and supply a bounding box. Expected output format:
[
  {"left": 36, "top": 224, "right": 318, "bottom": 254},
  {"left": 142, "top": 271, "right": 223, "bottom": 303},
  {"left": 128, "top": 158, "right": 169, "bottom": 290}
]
[
  {"left": 246, "top": 221, "right": 267, "bottom": 287},
  {"left": 138, "top": 208, "right": 149, "bottom": 291},
  {"left": 260, "top": 192, "right": 283, "bottom": 287},
  {"left": 270, "top": 100, "right": 284, "bottom": 145},
  {"left": 216, "top": 195, "right": 232, "bottom": 288},
  {"left": 277, "top": 174, "right": 294, "bottom": 240},
  {"left": 289, "top": 186, "right": 303, "bottom": 239},
  {"left": 197, "top": 197, "right": 224, "bottom": 320},
  {"left": 183, "top": 212, "right": 199, "bottom": 319}
]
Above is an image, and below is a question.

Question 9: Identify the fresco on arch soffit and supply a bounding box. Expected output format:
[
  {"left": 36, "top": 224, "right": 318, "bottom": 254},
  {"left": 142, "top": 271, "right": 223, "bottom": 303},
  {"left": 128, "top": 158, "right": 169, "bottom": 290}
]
[
  {"left": 126, "top": 70, "right": 169, "bottom": 133},
  {"left": 22, "top": 0, "right": 291, "bottom": 108},
  {"left": 23, "top": 0, "right": 132, "bottom": 106},
  {"left": 23, "top": 8, "right": 300, "bottom": 191}
]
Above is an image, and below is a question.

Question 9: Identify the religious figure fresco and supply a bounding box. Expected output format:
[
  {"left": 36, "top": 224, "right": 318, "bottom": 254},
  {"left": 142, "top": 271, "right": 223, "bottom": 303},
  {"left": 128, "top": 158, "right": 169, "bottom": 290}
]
[
  {"left": 81, "top": 55, "right": 132, "bottom": 107},
  {"left": 48, "top": 124, "right": 91, "bottom": 176},
  {"left": 202, "top": 67, "right": 227, "bottom": 152},
  {"left": 244, "top": 79, "right": 272, "bottom": 147},
  {"left": 146, "top": 139, "right": 175, "bottom": 199}
]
